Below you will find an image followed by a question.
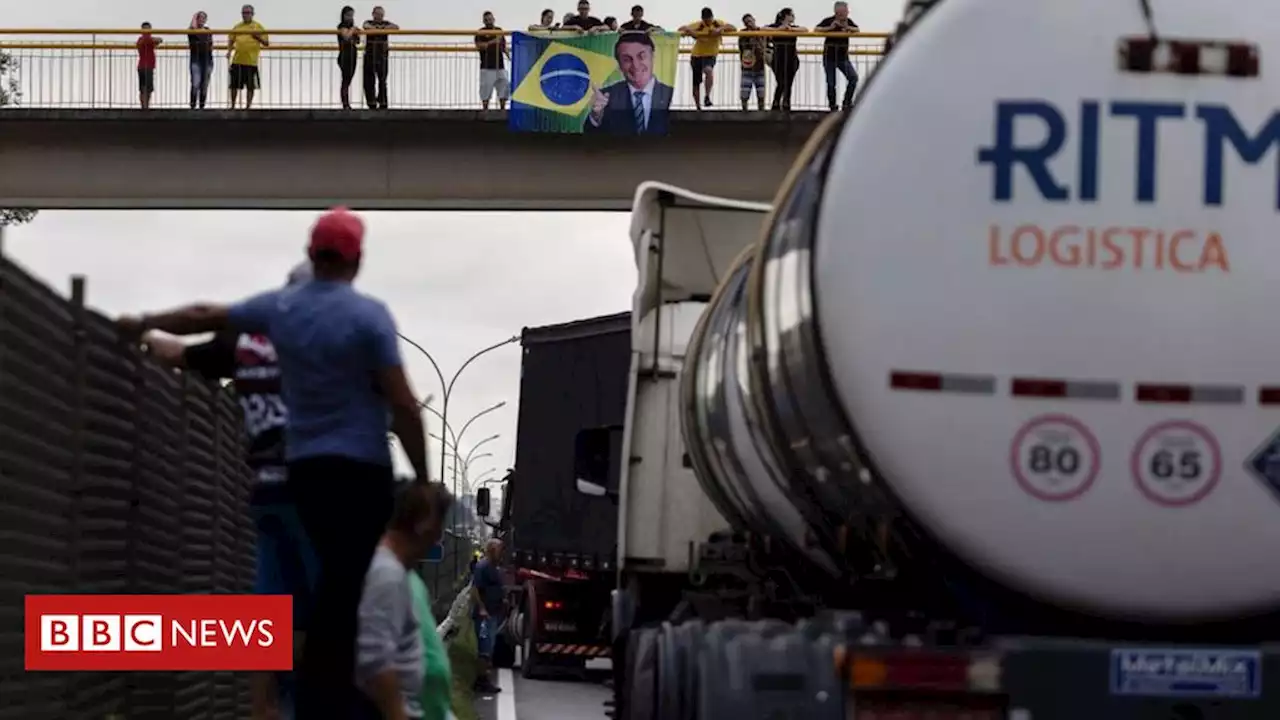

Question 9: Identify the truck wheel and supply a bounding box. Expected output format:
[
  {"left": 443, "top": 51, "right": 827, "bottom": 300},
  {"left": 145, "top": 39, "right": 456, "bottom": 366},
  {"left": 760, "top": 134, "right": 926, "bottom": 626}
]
[
  {"left": 521, "top": 636, "right": 540, "bottom": 679},
  {"left": 520, "top": 583, "right": 541, "bottom": 679}
]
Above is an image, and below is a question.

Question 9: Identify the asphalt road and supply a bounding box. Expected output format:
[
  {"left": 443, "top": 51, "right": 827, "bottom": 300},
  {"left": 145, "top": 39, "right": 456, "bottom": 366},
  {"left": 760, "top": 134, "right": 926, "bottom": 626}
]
[{"left": 475, "top": 661, "right": 612, "bottom": 720}]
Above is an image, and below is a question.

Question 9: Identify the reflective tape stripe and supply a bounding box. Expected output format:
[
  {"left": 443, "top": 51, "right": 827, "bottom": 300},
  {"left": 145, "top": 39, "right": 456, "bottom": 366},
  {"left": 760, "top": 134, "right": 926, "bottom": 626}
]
[
  {"left": 889, "top": 371, "right": 995, "bottom": 394},
  {"left": 1011, "top": 377, "right": 1120, "bottom": 400},
  {"left": 1120, "top": 37, "right": 1259, "bottom": 77},
  {"left": 1136, "top": 383, "right": 1244, "bottom": 404}
]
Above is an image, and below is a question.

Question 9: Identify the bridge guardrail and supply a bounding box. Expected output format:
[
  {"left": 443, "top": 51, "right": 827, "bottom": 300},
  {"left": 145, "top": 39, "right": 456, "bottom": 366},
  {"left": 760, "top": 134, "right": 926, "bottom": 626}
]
[
  {"left": 0, "top": 232, "right": 256, "bottom": 719},
  {"left": 0, "top": 29, "right": 885, "bottom": 111}
]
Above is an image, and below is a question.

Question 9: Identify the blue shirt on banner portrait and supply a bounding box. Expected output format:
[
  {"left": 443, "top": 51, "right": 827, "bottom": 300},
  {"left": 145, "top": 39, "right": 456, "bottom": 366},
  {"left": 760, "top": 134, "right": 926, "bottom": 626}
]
[{"left": 508, "top": 30, "right": 678, "bottom": 135}]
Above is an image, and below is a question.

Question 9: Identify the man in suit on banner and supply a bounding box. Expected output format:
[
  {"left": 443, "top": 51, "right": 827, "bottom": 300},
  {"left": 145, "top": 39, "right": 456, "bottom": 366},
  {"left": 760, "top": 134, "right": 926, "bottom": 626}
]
[{"left": 583, "top": 31, "right": 673, "bottom": 135}]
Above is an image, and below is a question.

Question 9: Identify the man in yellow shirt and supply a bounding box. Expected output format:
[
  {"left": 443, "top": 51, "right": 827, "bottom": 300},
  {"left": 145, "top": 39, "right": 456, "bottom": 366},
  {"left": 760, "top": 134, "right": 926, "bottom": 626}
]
[
  {"left": 227, "top": 3, "right": 270, "bottom": 109},
  {"left": 679, "top": 7, "right": 735, "bottom": 110}
]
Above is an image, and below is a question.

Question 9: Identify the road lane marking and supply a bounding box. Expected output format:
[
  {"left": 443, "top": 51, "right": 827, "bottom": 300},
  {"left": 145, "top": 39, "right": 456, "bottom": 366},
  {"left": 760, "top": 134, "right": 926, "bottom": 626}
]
[{"left": 497, "top": 668, "right": 517, "bottom": 720}]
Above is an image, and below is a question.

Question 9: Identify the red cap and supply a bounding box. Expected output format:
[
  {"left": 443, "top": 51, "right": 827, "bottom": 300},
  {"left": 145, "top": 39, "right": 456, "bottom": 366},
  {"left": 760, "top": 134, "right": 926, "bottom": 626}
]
[{"left": 309, "top": 207, "right": 365, "bottom": 262}]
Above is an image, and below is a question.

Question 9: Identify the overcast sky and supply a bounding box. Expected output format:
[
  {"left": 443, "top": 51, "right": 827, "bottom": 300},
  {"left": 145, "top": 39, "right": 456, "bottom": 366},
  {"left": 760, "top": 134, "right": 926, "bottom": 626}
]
[{"left": 1, "top": 0, "right": 901, "bottom": 493}]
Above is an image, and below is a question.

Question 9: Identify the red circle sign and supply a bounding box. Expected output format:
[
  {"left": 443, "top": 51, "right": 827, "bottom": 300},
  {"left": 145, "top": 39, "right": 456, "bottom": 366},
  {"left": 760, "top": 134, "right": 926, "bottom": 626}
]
[
  {"left": 1009, "top": 414, "right": 1101, "bottom": 502},
  {"left": 1129, "top": 420, "right": 1222, "bottom": 507}
]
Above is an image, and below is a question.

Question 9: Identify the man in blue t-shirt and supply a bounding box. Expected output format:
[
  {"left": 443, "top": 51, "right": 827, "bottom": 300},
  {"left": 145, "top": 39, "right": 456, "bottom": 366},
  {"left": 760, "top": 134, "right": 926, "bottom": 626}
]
[
  {"left": 470, "top": 538, "right": 505, "bottom": 694},
  {"left": 117, "top": 207, "right": 430, "bottom": 718},
  {"left": 141, "top": 260, "right": 318, "bottom": 720}
]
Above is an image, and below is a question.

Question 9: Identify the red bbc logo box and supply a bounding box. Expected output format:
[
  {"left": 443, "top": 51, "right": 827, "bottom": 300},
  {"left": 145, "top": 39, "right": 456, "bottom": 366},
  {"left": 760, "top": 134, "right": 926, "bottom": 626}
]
[{"left": 25, "top": 594, "right": 293, "bottom": 671}]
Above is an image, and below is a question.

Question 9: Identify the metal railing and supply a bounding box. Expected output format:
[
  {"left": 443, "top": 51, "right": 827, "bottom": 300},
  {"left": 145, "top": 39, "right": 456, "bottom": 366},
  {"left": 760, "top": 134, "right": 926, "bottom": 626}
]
[
  {"left": 0, "top": 237, "right": 256, "bottom": 719},
  {"left": 0, "top": 28, "right": 886, "bottom": 111}
]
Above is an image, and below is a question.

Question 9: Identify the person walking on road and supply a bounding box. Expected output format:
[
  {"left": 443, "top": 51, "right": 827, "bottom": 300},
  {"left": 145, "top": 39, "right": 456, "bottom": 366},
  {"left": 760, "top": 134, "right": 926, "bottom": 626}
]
[
  {"left": 140, "top": 261, "right": 320, "bottom": 720},
  {"left": 116, "top": 206, "right": 431, "bottom": 718},
  {"left": 470, "top": 539, "right": 505, "bottom": 695}
]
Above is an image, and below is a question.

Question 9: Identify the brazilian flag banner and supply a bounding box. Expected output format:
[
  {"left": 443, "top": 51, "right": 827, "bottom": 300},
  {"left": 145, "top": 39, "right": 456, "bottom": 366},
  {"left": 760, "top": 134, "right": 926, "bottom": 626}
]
[{"left": 509, "top": 31, "right": 679, "bottom": 135}]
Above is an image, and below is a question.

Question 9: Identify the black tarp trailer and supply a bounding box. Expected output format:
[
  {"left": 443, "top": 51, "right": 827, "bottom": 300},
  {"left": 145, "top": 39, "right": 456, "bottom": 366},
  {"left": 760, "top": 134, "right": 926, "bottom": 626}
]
[{"left": 500, "top": 312, "right": 631, "bottom": 678}]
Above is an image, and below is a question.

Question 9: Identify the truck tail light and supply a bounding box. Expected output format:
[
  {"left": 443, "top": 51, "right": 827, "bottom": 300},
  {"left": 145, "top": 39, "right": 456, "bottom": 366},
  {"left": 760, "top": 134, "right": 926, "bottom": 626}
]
[
  {"left": 844, "top": 650, "right": 1002, "bottom": 692},
  {"left": 842, "top": 650, "right": 1006, "bottom": 720},
  {"left": 543, "top": 600, "right": 563, "bottom": 610}
]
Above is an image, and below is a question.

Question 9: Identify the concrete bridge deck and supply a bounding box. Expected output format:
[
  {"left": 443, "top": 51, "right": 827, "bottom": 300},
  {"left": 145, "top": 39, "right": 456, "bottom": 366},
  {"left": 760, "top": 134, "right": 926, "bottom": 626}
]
[{"left": 0, "top": 109, "right": 825, "bottom": 210}]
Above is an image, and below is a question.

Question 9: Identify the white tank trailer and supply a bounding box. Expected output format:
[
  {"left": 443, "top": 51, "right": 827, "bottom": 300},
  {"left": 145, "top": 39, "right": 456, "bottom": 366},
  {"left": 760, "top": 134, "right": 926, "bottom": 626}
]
[{"left": 579, "top": 0, "right": 1280, "bottom": 717}]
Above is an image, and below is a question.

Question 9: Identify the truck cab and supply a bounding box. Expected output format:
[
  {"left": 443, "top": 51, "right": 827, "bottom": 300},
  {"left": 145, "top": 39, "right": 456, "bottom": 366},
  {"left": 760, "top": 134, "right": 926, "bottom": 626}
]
[{"left": 574, "top": 183, "right": 773, "bottom": 628}]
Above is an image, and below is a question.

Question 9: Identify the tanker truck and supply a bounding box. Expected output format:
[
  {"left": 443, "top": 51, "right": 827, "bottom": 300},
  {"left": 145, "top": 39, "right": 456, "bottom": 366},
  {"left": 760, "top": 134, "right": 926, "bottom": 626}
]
[{"left": 569, "top": 0, "right": 1280, "bottom": 716}]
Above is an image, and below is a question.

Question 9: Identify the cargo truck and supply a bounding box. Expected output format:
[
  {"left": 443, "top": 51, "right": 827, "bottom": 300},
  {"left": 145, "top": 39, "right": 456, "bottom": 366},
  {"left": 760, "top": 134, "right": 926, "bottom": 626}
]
[
  {"left": 567, "top": 0, "right": 1280, "bottom": 716},
  {"left": 497, "top": 312, "right": 632, "bottom": 679}
]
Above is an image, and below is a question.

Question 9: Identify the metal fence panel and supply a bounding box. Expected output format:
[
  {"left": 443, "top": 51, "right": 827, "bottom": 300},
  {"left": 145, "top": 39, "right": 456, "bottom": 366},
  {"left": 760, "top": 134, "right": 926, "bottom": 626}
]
[{"left": 0, "top": 243, "right": 255, "bottom": 719}]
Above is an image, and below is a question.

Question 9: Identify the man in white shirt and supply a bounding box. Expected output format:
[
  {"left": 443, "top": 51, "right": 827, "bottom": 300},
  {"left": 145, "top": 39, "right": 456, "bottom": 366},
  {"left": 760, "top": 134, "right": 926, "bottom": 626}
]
[{"left": 355, "top": 482, "right": 453, "bottom": 720}]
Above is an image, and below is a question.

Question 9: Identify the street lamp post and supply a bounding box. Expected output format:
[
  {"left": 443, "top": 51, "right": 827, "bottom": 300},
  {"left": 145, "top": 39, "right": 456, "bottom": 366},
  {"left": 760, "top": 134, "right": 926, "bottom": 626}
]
[
  {"left": 397, "top": 331, "right": 519, "bottom": 487},
  {"left": 397, "top": 332, "right": 519, "bottom": 580},
  {"left": 450, "top": 451, "right": 495, "bottom": 494}
]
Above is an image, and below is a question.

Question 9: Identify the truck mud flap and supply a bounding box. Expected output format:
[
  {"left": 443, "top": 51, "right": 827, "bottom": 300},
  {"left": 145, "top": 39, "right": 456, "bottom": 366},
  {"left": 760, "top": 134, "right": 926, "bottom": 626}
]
[
  {"left": 658, "top": 620, "right": 704, "bottom": 719},
  {"left": 534, "top": 643, "right": 612, "bottom": 657},
  {"left": 624, "top": 627, "right": 660, "bottom": 720}
]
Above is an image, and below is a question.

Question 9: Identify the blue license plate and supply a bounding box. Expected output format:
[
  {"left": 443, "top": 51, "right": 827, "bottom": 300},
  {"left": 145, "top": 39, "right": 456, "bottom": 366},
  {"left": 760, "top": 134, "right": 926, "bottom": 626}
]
[{"left": 1111, "top": 648, "right": 1262, "bottom": 698}]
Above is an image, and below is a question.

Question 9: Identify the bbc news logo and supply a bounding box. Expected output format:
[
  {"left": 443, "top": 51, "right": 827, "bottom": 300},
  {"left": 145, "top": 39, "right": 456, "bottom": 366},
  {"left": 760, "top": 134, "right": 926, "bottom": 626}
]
[{"left": 25, "top": 594, "right": 292, "bottom": 671}]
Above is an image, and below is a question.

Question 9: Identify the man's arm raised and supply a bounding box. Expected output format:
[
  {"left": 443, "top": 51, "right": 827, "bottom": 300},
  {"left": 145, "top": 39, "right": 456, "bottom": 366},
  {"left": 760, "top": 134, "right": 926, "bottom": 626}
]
[
  {"left": 119, "top": 289, "right": 277, "bottom": 342},
  {"left": 119, "top": 302, "right": 230, "bottom": 339}
]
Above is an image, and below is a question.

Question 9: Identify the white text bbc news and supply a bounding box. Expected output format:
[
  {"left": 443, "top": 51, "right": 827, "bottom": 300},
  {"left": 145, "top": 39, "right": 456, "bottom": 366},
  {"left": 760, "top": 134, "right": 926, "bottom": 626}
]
[{"left": 40, "top": 615, "right": 276, "bottom": 652}]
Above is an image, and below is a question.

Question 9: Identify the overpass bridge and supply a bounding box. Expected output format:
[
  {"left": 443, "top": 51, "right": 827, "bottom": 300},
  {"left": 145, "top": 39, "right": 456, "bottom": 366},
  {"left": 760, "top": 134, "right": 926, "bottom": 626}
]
[
  {"left": 0, "top": 27, "right": 881, "bottom": 210},
  {"left": 0, "top": 108, "right": 825, "bottom": 210}
]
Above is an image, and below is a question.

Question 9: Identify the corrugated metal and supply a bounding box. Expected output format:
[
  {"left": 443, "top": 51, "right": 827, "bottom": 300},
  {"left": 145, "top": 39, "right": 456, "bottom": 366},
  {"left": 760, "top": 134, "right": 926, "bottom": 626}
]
[
  {"left": 0, "top": 249, "right": 255, "bottom": 719},
  {"left": 508, "top": 312, "right": 630, "bottom": 561}
]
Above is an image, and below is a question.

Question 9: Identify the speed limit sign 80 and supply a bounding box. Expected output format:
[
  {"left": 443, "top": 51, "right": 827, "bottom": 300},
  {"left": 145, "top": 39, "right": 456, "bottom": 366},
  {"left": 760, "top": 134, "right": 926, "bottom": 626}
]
[{"left": 1009, "top": 414, "right": 1101, "bottom": 502}]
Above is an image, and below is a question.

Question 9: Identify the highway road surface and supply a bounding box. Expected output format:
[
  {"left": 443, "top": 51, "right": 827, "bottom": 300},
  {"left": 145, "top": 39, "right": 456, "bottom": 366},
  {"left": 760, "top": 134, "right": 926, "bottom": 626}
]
[{"left": 475, "top": 660, "right": 611, "bottom": 720}]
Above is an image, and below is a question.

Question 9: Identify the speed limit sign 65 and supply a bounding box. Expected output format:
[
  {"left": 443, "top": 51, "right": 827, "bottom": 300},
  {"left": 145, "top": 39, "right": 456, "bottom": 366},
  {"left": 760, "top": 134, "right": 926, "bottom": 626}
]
[
  {"left": 1010, "top": 414, "right": 1101, "bottom": 502},
  {"left": 1129, "top": 420, "right": 1222, "bottom": 507}
]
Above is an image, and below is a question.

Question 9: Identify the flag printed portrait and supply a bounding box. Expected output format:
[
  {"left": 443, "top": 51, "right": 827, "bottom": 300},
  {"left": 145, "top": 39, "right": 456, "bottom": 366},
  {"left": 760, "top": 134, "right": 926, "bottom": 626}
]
[{"left": 509, "top": 31, "right": 679, "bottom": 135}]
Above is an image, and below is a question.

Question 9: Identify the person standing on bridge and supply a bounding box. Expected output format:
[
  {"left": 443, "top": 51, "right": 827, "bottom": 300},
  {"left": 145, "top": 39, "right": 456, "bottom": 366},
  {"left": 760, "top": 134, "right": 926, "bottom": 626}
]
[
  {"left": 363, "top": 6, "right": 399, "bottom": 110},
  {"left": 228, "top": 4, "right": 269, "bottom": 110},
  {"left": 136, "top": 22, "right": 162, "bottom": 111},
  {"left": 815, "top": 1, "right": 860, "bottom": 111},
  {"left": 337, "top": 6, "right": 362, "bottom": 110},
  {"left": 679, "top": 9, "right": 736, "bottom": 110},
  {"left": 188, "top": 11, "right": 214, "bottom": 109},
  {"left": 475, "top": 11, "right": 509, "bottom": 111},
  {"left": 766, "top": 8, "right": 806, "bottom": 113},
  {"left": 139, "top": 261, "right": 320, "bottom": 720},
  {"left": 115, "top": 207, "right": 432, "bottom": 718}
]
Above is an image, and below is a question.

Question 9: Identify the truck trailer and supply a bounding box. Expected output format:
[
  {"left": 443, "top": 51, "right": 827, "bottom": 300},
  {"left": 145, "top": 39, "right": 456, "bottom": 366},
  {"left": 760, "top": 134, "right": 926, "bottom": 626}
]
[
  {"left": 565, "top": 0, "right": 1280, "bottom": 716},
  {"left": 499, "top": 312, "right": 631, "bottom": 679}
]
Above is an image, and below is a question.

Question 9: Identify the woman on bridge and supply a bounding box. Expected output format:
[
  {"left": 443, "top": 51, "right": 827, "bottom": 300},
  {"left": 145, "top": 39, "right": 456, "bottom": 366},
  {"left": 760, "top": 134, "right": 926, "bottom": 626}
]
[
  {"left": 188, "top": 11, "right": 213, "bottom": 109},
  {"left": 337, "top": 6, "right": 361, "bottom": 110}
]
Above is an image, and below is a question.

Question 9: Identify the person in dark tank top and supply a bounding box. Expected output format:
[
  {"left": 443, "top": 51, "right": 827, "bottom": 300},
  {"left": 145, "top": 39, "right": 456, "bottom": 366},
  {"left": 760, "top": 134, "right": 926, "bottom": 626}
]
[{"left": 337, "top": 6, "right": 361, "bottom": 109}]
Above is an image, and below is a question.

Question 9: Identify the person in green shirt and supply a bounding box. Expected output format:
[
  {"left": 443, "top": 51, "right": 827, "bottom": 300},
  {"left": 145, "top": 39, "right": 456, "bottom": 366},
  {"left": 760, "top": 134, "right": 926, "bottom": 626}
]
[{"left": 409, "top": 570, "right": 454, "bottom": 720}]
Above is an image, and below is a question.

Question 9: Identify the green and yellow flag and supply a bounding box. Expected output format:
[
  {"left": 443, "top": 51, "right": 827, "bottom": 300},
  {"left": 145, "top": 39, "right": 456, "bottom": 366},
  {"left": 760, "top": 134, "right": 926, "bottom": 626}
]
[{"left": 508, "top": 31, "right": 679, "bottom": 134}]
